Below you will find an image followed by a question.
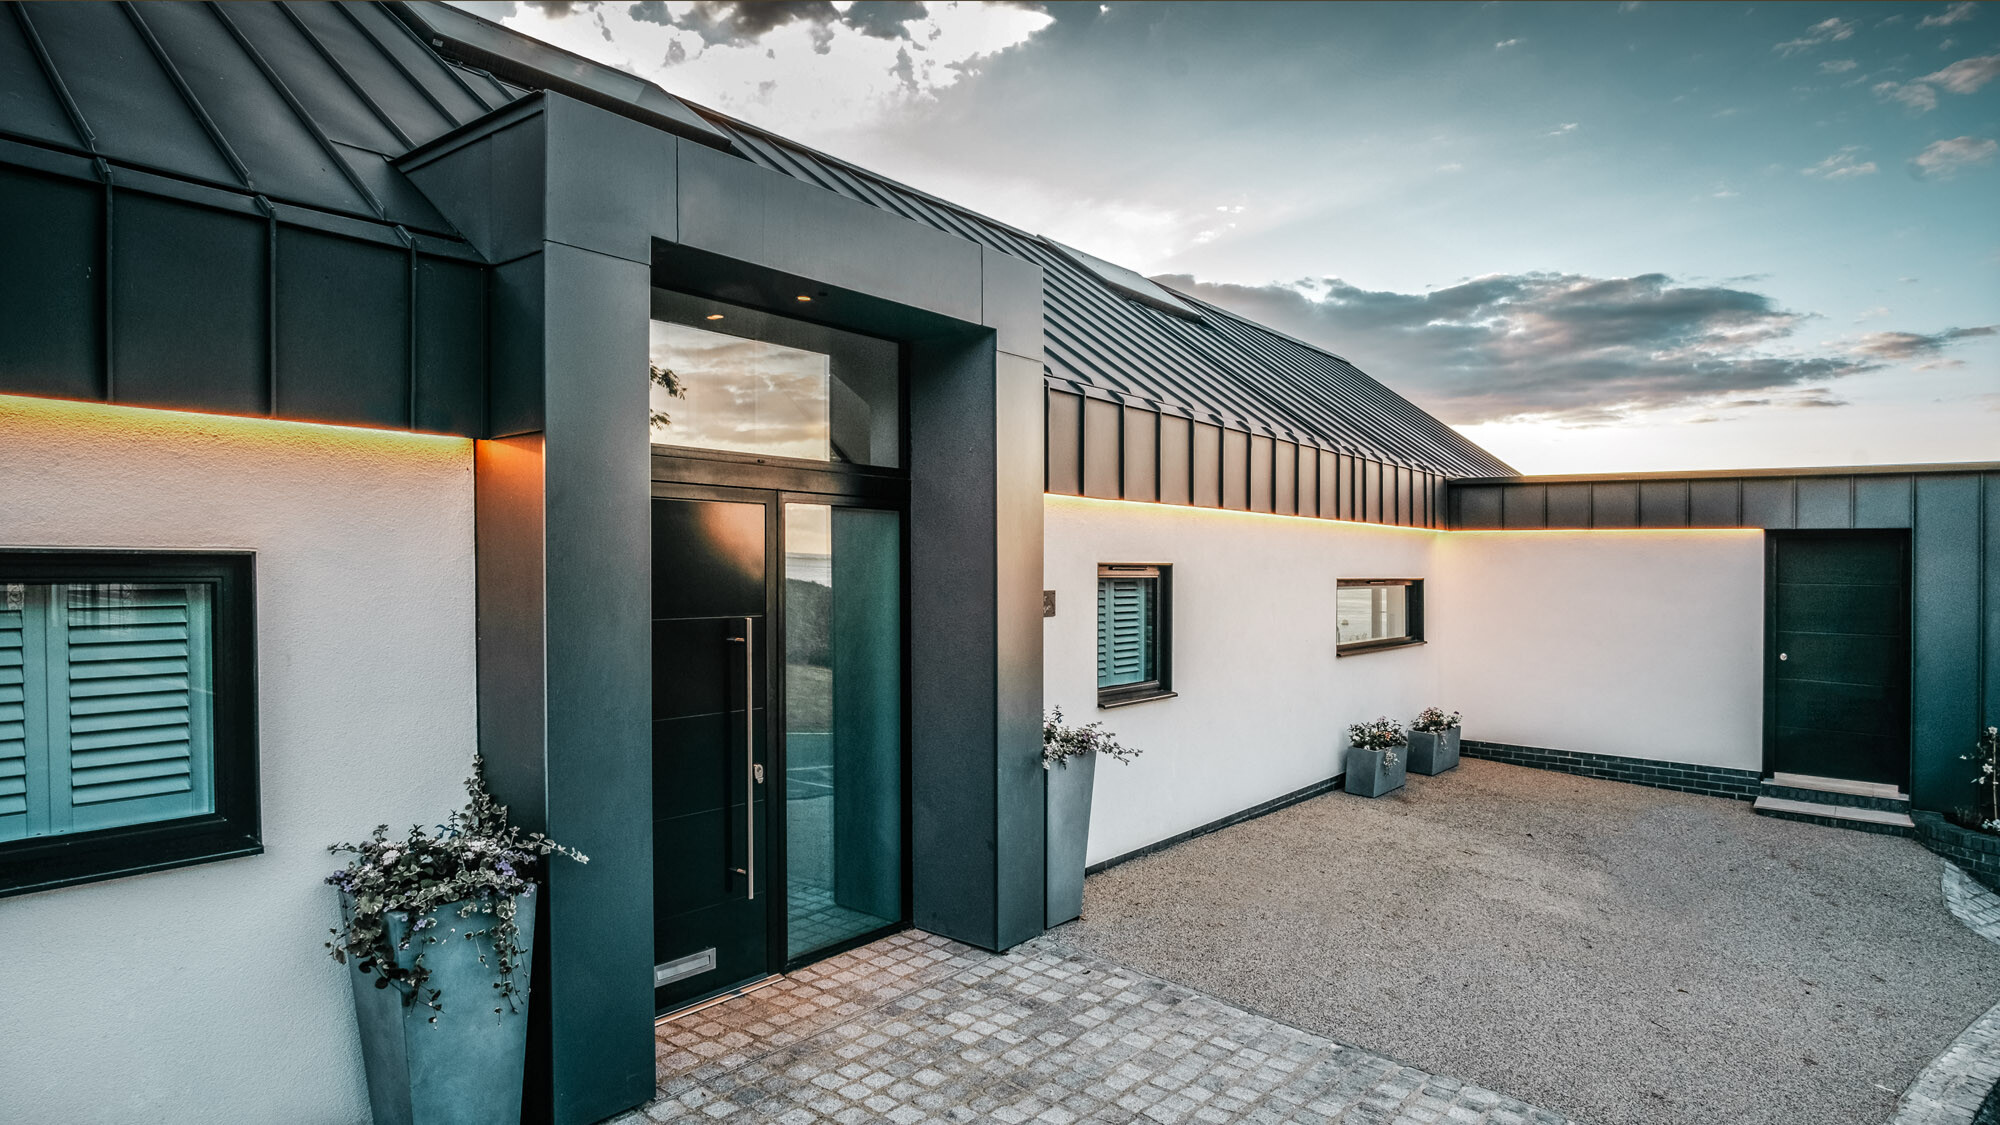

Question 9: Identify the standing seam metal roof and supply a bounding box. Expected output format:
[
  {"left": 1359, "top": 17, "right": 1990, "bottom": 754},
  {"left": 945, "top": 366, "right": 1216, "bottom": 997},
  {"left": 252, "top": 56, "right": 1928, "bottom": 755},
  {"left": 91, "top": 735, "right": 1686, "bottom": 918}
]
[{"left": 697, "top": 113, "right": 1513, "bottom": 479}]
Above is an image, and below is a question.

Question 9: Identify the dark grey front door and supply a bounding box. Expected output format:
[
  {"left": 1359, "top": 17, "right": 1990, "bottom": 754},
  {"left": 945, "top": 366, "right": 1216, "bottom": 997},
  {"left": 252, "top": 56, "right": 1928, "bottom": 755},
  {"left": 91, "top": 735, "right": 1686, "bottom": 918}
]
[
  {"left": 1767, "top": 531, "right": 1910, "bottom": 787},
  {"left": 652, "top": 494, "right": 773, "bottom": 1011}
]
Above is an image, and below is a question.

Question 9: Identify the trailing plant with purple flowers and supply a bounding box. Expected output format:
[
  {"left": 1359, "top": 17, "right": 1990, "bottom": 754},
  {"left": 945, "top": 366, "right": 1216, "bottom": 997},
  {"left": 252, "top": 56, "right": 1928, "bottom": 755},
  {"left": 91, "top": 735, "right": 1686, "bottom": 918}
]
[
  {"left": 325, "top": 757, "right": 586, "bottom": 1020},
  {"left": 1412, "top": 707, "right": 1461, "bottom": 733},
  {"left": 1043, "top": 707, "right": 1141, "bottom": 769},
  {"left": 1348, "top": 717, "right": 1407, "bottom": 764}
]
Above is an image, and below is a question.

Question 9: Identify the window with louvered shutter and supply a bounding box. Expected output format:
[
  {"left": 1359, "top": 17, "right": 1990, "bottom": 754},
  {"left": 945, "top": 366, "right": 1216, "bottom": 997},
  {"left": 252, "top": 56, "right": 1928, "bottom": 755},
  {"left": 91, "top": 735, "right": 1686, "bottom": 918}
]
[
  {"left": 1, "top": 582, "right": 216, "bottom": 841},
  {"left": 1, "top": 554, "right": 256, "bottom": 898},
  {"left": 1096, "top": 565, "right": 1169, "bottom": 704},
  {"left": 0, "top": 591, "right": 28, "bottom": 844}
]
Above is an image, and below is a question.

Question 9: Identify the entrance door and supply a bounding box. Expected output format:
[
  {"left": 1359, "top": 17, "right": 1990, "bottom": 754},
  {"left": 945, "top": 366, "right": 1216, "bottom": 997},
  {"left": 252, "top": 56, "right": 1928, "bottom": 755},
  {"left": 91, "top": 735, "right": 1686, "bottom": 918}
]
[
  {"left": 1767, "top": 531, "right": 1910, "bottom": 788},
  {"left": 652, "top": 487, "right": 909, "bottom": 1013},
  {"left": 652, "top": 495, "right": 772, "bottom": 1011}
]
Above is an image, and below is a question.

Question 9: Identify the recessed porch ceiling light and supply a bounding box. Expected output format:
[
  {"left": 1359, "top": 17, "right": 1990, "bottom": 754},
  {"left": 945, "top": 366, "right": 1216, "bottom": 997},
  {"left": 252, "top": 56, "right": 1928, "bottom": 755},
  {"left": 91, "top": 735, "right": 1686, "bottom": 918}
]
[
  {"left": 796, "top": 295, "right": 812, "bottom": 302},
  {"left": 705, "top": 314, "right": 724, "bottom": 320}
]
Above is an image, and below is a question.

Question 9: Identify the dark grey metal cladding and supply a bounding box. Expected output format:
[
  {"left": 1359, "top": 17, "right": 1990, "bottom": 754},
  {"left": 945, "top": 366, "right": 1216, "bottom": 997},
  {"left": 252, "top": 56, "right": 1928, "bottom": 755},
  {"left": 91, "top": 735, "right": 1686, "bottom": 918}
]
[
  {"left": 1447, "top": 465, "right": 1999, "bottom": 817},
  {"left": 1047, "top": 386, "right": 1450, "bottom": 527},
  {"left": 415, "top": 97, "right": 659, "bottom": 1125},
  {"left": 0, "top": 2, "right": 495, "bottom": 433}
]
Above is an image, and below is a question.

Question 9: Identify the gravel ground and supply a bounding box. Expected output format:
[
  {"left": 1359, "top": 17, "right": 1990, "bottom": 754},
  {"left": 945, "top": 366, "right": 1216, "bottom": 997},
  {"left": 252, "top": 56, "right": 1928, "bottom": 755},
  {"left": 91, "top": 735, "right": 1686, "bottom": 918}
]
[{"left": 1056, "top": 757, "right": 2000, "bottom": 1125}]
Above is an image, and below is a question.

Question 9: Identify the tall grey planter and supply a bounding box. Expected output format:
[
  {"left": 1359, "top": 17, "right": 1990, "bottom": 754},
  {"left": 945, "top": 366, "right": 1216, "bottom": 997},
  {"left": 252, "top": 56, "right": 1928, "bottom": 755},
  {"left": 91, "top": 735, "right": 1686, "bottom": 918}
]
[
  {"left": 1045, "top": 753, "right": 1098, "bottom": 927},
  {"left": 1345, "top": 745, "right": 1406, "bottom": 798},
  {"left": 345, "top": 892, "right": 538, "bottom": 1125},
  {"left": 1407, "top": 728, "right": 1461, "bottom": 775}
]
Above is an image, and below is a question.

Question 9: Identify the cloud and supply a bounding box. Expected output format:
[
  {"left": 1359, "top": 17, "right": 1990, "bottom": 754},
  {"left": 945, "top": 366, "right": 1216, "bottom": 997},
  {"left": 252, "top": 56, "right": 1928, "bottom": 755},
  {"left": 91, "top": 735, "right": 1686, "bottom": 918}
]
[
  {"left": 1495, "top": 38, "right": 1522, "bottom": 50},
  {"left": 1818, "top": 58, "right": 1858, "bottom": 73},
  {"left": 1853, "top": 326, "right": 1997, "bottom": 370},
  {"left": 1775, "top": 17, "right": 1857, "bottom": 56},
  {"left": 1547, "top": 122, "right": 1579, "bottom": 136},
  {"left": 1868, "top": 54, "right": 1999, "bottom": 113},
  {"left": 1918, "top": 2, "right": 1979, "bottom": 28},
  {"left": 1148, "top": 271, "right": 1954, "bottom": 426},
  {"left": 1874, "top": 80, "right": 1940, "bottom": 112},
  {"left": 1912, "top": 135, "right": 1999, "bottom": 178},
  {"left": 1802, "top": 146, "right": 1879, "bottom": 179},
  {"left": 484, "top": 0, "right": 1053, "bottom": 136},
  {"left": 1921, "top": 54, "right": 2000, "bottom": 93}
]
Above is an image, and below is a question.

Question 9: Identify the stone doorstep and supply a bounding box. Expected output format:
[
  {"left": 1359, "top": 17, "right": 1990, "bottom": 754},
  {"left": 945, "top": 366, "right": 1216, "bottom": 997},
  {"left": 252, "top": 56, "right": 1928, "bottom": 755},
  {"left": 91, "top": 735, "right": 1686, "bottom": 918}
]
[
  {"left": 1753, "top": 794, "right": 1917, "bottom": 829},
  {"left": 1770, "top": 771, "right": 1909, "bottom": 801}
]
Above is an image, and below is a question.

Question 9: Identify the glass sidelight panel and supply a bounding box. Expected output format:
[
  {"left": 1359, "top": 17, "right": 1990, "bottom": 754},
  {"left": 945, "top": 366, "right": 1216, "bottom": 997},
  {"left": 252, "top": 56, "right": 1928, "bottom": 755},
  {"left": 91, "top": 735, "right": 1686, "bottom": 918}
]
[{"left": 783, "top": 504, "right": 904, "bottom": 959}]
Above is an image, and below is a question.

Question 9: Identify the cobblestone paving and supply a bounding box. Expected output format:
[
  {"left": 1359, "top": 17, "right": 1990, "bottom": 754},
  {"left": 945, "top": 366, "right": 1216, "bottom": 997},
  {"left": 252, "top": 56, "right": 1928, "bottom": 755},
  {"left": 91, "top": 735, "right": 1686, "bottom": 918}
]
[
  {"left": 622, "top": 930, "right": 1578, "bottom": 1125},
  {"left": 1888, "top": 865, "right": 2000, "bottom": 1125}
]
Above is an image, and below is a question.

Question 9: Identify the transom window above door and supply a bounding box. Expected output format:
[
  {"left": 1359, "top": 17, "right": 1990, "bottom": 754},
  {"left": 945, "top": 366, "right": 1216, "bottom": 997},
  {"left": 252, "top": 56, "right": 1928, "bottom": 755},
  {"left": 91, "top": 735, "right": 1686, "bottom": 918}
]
[{"left": 649, "top": 290, "right": 902, "bottom": 468}]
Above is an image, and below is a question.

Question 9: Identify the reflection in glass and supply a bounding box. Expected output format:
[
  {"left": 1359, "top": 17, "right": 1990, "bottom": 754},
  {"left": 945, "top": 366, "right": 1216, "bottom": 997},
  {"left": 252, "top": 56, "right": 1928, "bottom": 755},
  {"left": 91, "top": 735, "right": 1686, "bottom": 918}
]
[
  {"left": 649, "top": 323, "right": 830, "bottom": 461},
  {"left": 649, "top": 290, "right": 901, "bottom": 467},
  {"left": 1336, "top": 584, "right": 1409, "bottom": 645},
  {"left": 784, "top": 505, "right": 903, "bottom": 959}
]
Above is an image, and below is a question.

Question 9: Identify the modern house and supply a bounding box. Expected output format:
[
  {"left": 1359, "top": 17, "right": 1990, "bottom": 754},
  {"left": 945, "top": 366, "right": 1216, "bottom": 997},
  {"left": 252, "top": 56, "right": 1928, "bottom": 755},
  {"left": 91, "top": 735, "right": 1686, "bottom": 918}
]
[{"left": 0, "top": 4, "right": 1994, "bottom": 1124}]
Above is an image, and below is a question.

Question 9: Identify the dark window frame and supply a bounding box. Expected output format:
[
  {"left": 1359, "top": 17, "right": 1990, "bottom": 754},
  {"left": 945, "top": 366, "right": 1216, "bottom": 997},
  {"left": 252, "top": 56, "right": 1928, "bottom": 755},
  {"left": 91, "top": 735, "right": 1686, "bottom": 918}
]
[
  {"left": 1335, "top": 578, "right": 1425, "bottom": 656},
  {"left": 0, "top": 550, "right": 260, "bottom": 898},
  {"left": 1097, "top": 563, "right": 1175, "bottom": 708}
]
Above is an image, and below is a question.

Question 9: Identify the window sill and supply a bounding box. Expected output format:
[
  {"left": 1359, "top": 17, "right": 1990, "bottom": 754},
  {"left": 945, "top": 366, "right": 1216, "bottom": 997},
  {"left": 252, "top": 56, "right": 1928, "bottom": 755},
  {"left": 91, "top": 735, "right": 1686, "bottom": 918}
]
[
  {"left": 0, "top": 818, "right": 263, "bottom": 898},
  {"left": 1099, "top": 689, "right": 1178, "bottom": 709},
  {"left": 1336, "top": 638, "right": 1426, "bottom": 657}
]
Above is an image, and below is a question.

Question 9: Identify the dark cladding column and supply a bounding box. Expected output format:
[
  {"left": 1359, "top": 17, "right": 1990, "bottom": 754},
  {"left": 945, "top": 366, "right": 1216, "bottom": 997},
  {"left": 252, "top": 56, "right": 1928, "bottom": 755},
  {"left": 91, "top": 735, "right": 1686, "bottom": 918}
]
[
  {"left": 403, "top": 94, "right": 669, "bottom": 1125},
  {"left": 906, "top": 247, "right": 1048, "bottom": 952}
]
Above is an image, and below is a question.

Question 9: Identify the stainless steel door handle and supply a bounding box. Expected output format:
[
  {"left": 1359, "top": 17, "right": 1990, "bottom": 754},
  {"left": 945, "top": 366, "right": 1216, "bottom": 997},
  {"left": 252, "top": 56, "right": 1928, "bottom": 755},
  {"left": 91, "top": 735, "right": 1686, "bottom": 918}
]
[{"left": 727, "top": 618, "right": 755, "bottom": 900}]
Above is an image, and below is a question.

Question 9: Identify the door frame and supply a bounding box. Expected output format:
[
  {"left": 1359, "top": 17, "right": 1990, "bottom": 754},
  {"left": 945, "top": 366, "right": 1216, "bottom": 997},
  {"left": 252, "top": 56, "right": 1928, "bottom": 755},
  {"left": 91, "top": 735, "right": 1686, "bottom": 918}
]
[
  {"left": 650, "top": 457, "right": 914, "bottom": 1002},
  {"left": 1761, "top": 528, "right": 1914, "bottom": 792}
]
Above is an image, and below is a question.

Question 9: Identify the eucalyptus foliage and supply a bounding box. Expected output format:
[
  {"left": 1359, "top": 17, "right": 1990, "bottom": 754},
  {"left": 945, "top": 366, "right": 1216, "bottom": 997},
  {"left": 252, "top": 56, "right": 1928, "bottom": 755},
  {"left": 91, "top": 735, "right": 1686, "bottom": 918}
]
[
  {"left": 1348, "top": 717, "right": 1408, "bottom": 764},
  {"left": 326, "top": 758, "right": 587, "bottom": 1020},
  {"left": 1412, "top": 707, "right": 1462, "bottom": 733},
  {"left": 1043, "top": 707, "right": 1141, "bottom": 769}
]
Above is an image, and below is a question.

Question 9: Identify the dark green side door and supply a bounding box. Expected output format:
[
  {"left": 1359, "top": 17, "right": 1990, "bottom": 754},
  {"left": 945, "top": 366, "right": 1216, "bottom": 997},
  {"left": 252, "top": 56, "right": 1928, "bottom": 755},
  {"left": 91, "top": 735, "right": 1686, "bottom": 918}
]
[{"left": 1767, "top": 531, "right": 1910, "bottom": 787}]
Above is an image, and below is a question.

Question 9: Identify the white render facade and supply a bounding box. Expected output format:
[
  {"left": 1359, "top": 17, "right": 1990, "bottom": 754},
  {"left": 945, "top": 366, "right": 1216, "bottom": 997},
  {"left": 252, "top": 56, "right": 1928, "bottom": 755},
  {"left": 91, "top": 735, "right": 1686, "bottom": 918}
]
[{"left": 1047, "top": 495, "right": 1768, "bottom": 867}]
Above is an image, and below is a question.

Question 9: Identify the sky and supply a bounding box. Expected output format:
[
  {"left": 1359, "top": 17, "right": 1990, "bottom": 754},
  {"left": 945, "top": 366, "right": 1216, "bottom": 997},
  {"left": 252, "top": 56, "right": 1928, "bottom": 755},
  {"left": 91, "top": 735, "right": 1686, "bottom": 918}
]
[{"left": 452, "top": 0, "right": 1999, "bottom": 473}]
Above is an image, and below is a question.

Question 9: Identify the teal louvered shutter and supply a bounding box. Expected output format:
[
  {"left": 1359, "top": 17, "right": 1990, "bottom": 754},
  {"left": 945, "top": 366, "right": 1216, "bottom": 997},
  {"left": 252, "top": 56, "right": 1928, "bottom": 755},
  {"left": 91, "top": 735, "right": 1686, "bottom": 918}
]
[
  {"left": 54, "top": 584, "right": 214, "bottom": 834},
  {"left": 0, "top": 588, "right": 28, "bottom": 842},
  {"left": 1096, "top": 574, "right": 1156, "bottom": 688}
]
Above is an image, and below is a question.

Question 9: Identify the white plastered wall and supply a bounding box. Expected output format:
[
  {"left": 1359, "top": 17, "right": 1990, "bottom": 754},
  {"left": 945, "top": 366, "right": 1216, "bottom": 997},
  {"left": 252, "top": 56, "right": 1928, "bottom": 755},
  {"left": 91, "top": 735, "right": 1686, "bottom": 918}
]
[
  {"left": 1046, "top": 498, "right": 1771, "bottom": 869},
  {"left": 1043, "top": 496, "right": 1443, "bottom": 866},
  {"left": 0, "top": 395, "right": 478, "bottom": 1125},
  {"left": 1433, "top": 529, "right": 1766, "bottom": 772}
]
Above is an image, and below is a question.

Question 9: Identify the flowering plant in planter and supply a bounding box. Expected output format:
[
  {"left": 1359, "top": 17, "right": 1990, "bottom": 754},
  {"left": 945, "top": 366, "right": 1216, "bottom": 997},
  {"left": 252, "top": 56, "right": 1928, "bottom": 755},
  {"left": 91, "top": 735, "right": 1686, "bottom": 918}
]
[
  {"left": 1960, "top": 726, "right": 2000, "bottom": 834},
  {"left": 1412, "top": 707, "right": 1461, "bottom": 733},
  {"left": 1043, "top": 706, "right": 1142, "bottom": 769},
  {"left": 325, "top": 757, "right": 587, "bottom": 1019},
  {"left": 1347, "top": 717, "right": 1407, "bottom": 763}
]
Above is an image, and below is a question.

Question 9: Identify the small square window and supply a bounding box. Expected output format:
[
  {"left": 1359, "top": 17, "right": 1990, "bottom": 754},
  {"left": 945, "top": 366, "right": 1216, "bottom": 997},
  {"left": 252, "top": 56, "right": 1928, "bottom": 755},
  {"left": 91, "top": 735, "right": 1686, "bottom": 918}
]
[
  {"left": 0, "top": 552, "right": 259, "bottom": 897},
  {"left": 1097, "top": 565, "right": 1173, "bottom": 706},
  {"left": 1336, "top": 579, "right": 1424, "bottom": 655}
]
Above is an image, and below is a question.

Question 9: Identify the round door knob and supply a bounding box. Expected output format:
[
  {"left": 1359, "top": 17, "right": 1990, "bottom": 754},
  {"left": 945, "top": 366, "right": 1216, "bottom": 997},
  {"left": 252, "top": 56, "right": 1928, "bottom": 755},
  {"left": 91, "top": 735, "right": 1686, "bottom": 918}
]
[{"left": 1779, "top": 653, "right": 1788, "bottom": 661}]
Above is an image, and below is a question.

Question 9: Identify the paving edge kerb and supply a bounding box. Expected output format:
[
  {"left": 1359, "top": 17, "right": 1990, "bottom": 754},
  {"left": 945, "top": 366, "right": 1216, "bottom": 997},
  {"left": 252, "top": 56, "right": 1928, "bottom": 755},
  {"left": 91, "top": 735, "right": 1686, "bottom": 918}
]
[{"left": 1885, "top": 864, "right": 2000, "bottom": 1125}]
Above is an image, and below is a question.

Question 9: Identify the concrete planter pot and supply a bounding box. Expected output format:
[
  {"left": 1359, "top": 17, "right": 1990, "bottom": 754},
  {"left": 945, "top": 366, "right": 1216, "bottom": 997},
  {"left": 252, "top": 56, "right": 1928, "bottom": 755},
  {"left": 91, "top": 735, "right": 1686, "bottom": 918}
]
[
  {"left": 344, "top": 892, "right": 538, "bottom": 1125},
  {"left": 1407, "top": 728, "right": 1461, "bottom": 775},
  {"left": 1045, "top": 753, "right": 1098, "bottom": 927},
  {"left": 1345, "top": 745, "right": 1406, "bottom": 798}
]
